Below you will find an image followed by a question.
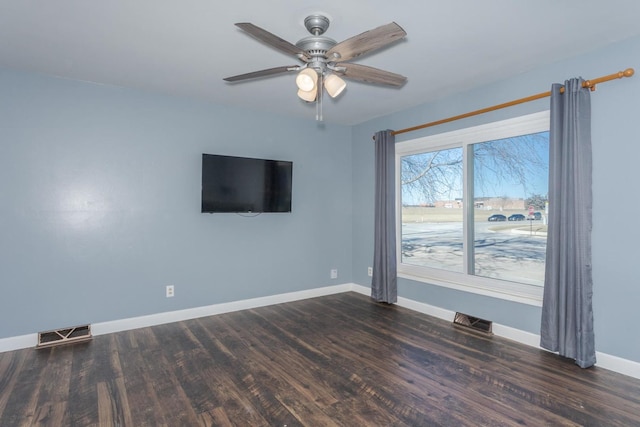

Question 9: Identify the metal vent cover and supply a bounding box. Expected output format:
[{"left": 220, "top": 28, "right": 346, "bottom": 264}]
[
  {"left": 453, "top": 312, "right": 493, "bottom": 335},
  {"left": 37, "top": 324, "right": 92, "bottom": 348}
]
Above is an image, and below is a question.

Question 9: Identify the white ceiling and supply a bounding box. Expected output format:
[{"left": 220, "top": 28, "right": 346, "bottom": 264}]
[{"left": 2, "top": 1, "right": 640, "bottom": 125}]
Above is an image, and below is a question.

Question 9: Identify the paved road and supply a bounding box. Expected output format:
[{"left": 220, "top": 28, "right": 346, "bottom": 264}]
[{"left": 401, "top": 220, "right": 546, "bottom": 285}]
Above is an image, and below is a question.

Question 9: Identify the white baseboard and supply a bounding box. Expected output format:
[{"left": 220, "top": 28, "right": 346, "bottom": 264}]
[
  {"left": 91, "top": 283, "right": 353, "bottom": 336},
  {"left": 0, "top": 284, "right": 353, "bottom": 353},
  {"left": 1, "top": 282, "right": 639, "bottom": 380},
  {"left": 0, "top": 333, "right": 38, "bottom": 353},
  {"left": 595, "top": 352, "right": 640, "bottom": 380}
]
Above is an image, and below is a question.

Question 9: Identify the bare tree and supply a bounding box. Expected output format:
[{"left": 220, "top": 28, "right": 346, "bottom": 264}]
[
  {"left": 402, "top": 132, "right": 548, "bottom": 204},
  {"left": 525, "top": 193, "right": 548, "bottom": 210},
  {"left": 402, "top": 147, "right": 463, "bottom": 204}
]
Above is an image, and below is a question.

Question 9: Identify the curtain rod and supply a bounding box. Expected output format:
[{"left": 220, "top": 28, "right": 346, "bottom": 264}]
[{"left": 387, "top": 68, "right": 634, "bottom": 137}]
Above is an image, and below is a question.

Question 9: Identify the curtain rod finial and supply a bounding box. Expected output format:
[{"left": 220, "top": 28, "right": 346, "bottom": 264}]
[{"left": 623, "top": 68, "right": 635, "bottom": 78}]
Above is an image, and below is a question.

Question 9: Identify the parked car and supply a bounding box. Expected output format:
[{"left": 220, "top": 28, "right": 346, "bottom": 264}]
[
  {"left": 508, "top": 214, "right": 526, "bottom": 221},
  {"left": 488, "top": 214, "right": 506, "bottom": 222},
  {"left": 527, "top": 212, "right": 542, "bottom": 220}
]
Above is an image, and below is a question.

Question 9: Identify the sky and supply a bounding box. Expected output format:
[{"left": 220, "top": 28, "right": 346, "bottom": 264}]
[{"left": 401, "top": 131, "right": 549, "bottom": 205}]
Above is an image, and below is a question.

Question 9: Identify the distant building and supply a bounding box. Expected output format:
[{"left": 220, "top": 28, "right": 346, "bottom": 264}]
[
  {"left": 434, "top": 199, "right": 463, "bottom": 208},
  {"left": 433, "top": 197, "right": 525, "bottom": 210},
  {"left": 474, "top": 197, "right": 525, "bottom": 210},
  {"left": 418, "top": 197, "right": 527, "bottom": 211}
]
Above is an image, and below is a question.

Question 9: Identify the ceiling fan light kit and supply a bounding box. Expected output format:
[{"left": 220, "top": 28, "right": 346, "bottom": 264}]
[
  {"left": 295, "top": 67, "right": 318, "bottom": 92},
  {"left": 297, "top": 87, "right": 317, "bottom": 102},
  {"left": 324, "top": 73, "right": 346, "bottom": 98},
  {"left": 224, "top": 14, "right": 407, "bottom": 121}
]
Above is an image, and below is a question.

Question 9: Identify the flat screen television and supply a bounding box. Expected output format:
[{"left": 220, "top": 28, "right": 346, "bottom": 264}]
[{"left": 201, "top": 154, "right": 293, "bottom": 213}]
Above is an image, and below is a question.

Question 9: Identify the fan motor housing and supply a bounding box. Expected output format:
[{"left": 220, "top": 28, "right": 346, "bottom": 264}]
[{"left": 296, "top": 35, "right": 336, "bottom": 57}]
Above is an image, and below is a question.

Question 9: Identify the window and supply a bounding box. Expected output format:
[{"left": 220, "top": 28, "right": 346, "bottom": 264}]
[{"left": 396, "top": 112, "right": 549, "bottom": 305}]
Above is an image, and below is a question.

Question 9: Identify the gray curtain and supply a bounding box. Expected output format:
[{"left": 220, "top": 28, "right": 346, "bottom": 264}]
[
  {"left": 540, "top": 78, "right": 595, "bottom": 368},
  {"left": 371, "top": 130, "right": 397, "bottom": 303}
]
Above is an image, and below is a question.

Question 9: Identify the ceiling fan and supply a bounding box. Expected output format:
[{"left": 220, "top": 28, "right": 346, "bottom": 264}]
[{"left": 223, "top": 14, "right": 407, "bottom": 121}]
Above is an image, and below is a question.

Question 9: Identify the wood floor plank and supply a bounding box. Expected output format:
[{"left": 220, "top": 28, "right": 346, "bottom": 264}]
[
  {"left": 249, "top": 301, "right": 529, "bottom": 426},
  {"left": 1, "top": 346, "right": 51, "bottom": 425},
  {"left": 198, "top": 407, "right": 234, "bottom": 427},
  {"left": 1, "top": 292, "right": 640, "bottom": 426},
  {"left": 313, "top": 294, "right": 640, "bottom": 425},
  {"left": 66, "top": 338, "right": 107, "bottom": 425},
  {"left": 220, "top": 334, "right": 342, "bottom": 425},
  {"left": 335, "top": 297, "right": 634, "bottom": 425},
  {"left": 201, "top": 313, "right": 318, "bottom": 425},
  {"left": 248, "top": 303, "right": 467, "bottom": 425},
  {"left": 113, "top": 330, "right": 168, "bottom": 426},
  {"left": 99, "top": 339, "right": 136, "bottom": 427},
  {"left": 268, "top": 299, "right": 517, "bottom": 425},
  {"left": 0, "top": 349, "right": 30, "bottom": 421},
  {"left": 130, "top": 326, "right": 203, "bottom": 426},
  {"left": 31, "top": 345, "right": 74, "bottom": 426}
]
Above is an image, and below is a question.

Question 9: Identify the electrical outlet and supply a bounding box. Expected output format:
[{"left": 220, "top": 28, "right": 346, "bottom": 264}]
[
  {"left": 330, "top": 269, "right": 338, "bottom": 279},
  {"left": 166, "top": 285, "right": 174, "bottom": 298},
  {"left": 368, "top": 267, "right": 373, "bottom": 277}
]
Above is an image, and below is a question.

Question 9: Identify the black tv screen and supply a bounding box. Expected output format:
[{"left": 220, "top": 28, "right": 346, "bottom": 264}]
[{"left": 201, "top": 154, "right": 293, "bottom": 213}]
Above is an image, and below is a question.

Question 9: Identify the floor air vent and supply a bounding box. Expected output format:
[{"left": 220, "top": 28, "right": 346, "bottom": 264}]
[
  {"left": 37, "top": 324, "right": 92, "bottom": 348},
  {"left": 453, "top": 312, "right": 493, "bottom": 336}
]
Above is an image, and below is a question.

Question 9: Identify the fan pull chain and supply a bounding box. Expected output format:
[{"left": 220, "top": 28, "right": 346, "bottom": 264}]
[{"left": 316, "top": 72, "right": 324, "bottom": 121}]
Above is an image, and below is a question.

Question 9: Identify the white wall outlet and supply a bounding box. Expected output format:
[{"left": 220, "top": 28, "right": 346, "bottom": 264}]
[
  {"left": 330, "top": 269, "right": 338, "bottom": 279},
  {"left": 166, "top": 285, "right": 174, "bottom": 298},
  {"left": 368, "top": 267, "right": 373, "bottom": 277}
]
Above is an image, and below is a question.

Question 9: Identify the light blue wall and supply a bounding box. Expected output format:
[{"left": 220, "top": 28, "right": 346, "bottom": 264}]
[
  {"left": 352, "top": 35, "right": 640, "bottom": 363},
  {"left": 3, "top": 35, "right": 640, "bottom": 365},
  {"left": 0, "top": 69, "right": 353, "bottom": 338}
]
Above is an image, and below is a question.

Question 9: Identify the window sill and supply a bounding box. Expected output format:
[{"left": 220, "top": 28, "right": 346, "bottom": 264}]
[{"left": 398, "top": 264, "right": 543, "bottom": 307}]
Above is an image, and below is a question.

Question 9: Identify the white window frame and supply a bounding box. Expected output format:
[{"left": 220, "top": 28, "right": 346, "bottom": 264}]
[{"left": 395, "top": 111, "right": 550, "bottom": 306}]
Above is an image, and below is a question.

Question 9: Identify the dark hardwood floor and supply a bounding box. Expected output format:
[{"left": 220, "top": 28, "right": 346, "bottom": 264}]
[{"left": 1, "top": 292, "right": 639, "bottom": 426}]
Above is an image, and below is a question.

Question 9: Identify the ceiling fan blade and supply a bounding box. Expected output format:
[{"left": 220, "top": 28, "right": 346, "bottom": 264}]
[
  {"left": 337, "top": 63, "right": 407, "bottom": 87},
  {"left": 235, "top": 23, "right": 310, "bottom": 61},
  {"left": 224, "top": 65, "right": 299, "bottom": 82},
  {"left": 326, "top": 22, "right": 406, "bottom": 63}
]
